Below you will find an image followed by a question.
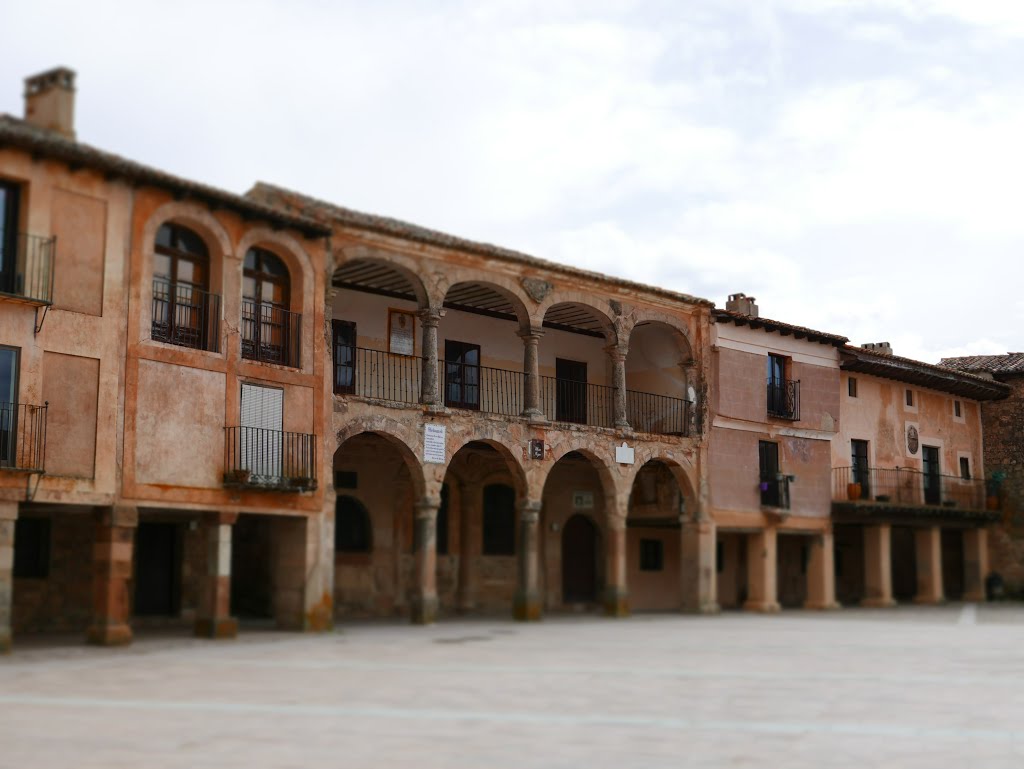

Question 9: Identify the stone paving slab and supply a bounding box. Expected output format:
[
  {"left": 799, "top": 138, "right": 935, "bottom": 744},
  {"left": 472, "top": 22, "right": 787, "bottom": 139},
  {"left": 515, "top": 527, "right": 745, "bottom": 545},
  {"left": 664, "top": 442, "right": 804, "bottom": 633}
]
[{"left": 2, "top": 606, "right": 1024, "bottom": 768}]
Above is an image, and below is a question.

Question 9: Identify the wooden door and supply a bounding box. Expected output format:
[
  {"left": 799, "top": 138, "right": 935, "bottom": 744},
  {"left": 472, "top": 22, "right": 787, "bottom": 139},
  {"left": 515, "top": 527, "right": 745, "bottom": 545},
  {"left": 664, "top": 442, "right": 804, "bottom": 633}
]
[
  {"left": 562, "top": 514, "right": 598, "bottom": 603},
  {"left": 555, "top": 358, "right": 587, "bottom": 424}
]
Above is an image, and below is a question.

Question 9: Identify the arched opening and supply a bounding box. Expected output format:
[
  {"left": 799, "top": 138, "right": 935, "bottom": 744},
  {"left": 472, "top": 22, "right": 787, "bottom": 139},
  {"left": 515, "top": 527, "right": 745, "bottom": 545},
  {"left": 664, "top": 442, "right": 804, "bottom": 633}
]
[
  {"left": 152, "top": 222, "right": 218, "bottom": 352},
  {"left": 541, "top": 450, "right": 613, "bottom": 610},
  {"left": 242, "top": 246, "right": 300, "bottom": 367},
  {"left": 626, "top": 460, "right": 684, "bottom": 611},
  {"left": 439, "top": 282, "right": 529, "bottom": 416},
  {"left": 332, "top": 431, "right": 421, "bottom": 619},
  {"left": 441, "top": 439, "right": 526, "bottom": 614},
  {"left": 625, "top": 322, "right": 693, "bottom": 436},
  {"left": 561, "top": 514, "right": 600, "bottom": 603},
  {"left": 540, "top": 303, "right": 615, "bottom": 427},
  {"left": 330, "top": 258, "right": 428, "bottom": 404}
]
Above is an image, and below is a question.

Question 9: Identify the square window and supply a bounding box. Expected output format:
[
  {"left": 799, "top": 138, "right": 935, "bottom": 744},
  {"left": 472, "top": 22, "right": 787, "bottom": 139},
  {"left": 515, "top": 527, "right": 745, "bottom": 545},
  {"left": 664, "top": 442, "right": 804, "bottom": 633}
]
[
  {"left": 639, "top": 539, "right": 664, "bottom": 571},
  {"left": 848, "top": 377, "right": 858, "bottom": 397}
]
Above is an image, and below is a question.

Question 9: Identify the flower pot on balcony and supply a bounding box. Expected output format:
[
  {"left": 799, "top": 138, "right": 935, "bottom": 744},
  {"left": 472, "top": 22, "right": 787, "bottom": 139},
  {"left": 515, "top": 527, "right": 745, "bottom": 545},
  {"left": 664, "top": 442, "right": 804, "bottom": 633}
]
[
  {"left": 847, "top": 482, "right": 862, "bottom": 501},
  {"left": 225, "top": 468, "right": 251, "bottom": 485}
]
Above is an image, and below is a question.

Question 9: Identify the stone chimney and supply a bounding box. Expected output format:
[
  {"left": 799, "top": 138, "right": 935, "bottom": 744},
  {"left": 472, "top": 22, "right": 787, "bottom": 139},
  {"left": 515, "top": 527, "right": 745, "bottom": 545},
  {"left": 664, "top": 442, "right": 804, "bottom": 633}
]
[
  {"left": 861, "top": 342, "right": 893, "bottom": 356},
  {"left": 24, "top": 67, "right": 76, "bottom": 140},
  {"left": 725, "top": 292, "right": 758, "bottom": 318}
]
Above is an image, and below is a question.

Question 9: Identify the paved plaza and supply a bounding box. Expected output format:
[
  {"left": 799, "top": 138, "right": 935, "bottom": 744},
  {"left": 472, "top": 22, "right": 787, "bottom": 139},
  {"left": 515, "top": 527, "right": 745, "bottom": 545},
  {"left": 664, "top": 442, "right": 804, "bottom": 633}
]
[{"left": 2, "top": 606, "right": 1024, "bottom": 768}]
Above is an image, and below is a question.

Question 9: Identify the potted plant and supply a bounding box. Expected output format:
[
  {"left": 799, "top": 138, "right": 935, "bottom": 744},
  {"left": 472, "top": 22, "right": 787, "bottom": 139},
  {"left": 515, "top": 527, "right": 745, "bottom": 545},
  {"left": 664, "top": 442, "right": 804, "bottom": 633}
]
[
  {"left": 225, "top": 468, "right": 251, "bottom": 485},
  {"left": 847, "top": 482, "right": 862, "bottom": 501}
]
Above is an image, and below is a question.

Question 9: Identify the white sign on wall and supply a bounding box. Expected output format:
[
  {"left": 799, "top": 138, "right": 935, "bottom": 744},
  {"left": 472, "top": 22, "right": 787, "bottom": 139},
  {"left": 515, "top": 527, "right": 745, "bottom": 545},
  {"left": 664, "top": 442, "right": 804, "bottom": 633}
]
[
  {"left": 423, "top": 423, "right": 447, "bottom": 464},
  {"left": 615, "top": 442, "right": 635, "bottom": 465}
]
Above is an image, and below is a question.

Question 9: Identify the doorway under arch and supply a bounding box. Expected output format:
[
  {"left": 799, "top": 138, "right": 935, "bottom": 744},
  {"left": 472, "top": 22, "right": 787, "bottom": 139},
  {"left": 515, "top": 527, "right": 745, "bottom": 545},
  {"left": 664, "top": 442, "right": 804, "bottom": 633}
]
[{"left": 562, "top": 514, "right": 600, "bottom": 604}]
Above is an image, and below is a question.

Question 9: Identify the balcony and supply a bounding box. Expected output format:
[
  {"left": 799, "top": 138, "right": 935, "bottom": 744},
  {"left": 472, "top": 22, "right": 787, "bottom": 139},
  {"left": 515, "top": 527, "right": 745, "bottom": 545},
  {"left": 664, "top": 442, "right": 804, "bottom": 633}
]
[
  {"left": 151, "top": 278, "right": 221, "bottom": 353},
  {"left": 0, "top": 402, "right": 47, "bottom": 473},
  {"left": 223, "top": 426, "right": 317, "bottom": 492},
  {"left": 767, "top": 378, "right": 800, "bottom": 420},
  {"left": 832, "top": 466, "right": 994, "bottom": 519},
  {"left": 0, "top": 233, "right": 55, "bottom": 305},
  {"left": 334, "top": 346, "right": 691, "bottom": 436},
  {"left": 241, "top": 300, "right": 302, "bottom": 368}
]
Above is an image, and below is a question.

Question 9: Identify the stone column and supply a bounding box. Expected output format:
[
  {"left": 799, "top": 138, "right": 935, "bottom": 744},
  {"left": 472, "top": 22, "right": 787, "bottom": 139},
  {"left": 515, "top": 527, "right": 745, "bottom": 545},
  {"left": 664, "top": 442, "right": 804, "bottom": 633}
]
[
  {"left": 195, "top": 513, "right": 238, "bottom": 639},
  {"left": 680, "top": 516, "right": 718, "bottom": 613},
  {"left": 87, "top": 505, "right": 137, "bottom": 646},
  {"left": 744, "top": 527, "right": 780, "bottom": 612},
  {"left": 963, "top": 527, "right": 989, "bottom": 602},
  {"left": 805, "top": 530, "right": 839, "bottom": 610},
  {"left": 456, "top": 483, "right": 479, "bottom": 613},
  {"left": 604, "top": 515, "right": 629, "bottom": 616},
  {"left": 0, "top": 502, "right": 16, "bottom": 653},
  {"left": 411, "top": 496, "right": 440, "bottom": 624},
  {"left": 418, "top": 307, "right": 443, "bottom": 406},
  {"left": 518, "top": 327, "right": 545, "bottom": 420},
  {"left": 861, "top": 524, "right": 896, "bottom": 607},
  {"left": 607, "top": 344, "right": 630, "bottom": 430},
  {"left": 914, "top": 526, "right": 944, "bottom": 604},
  {"left": 513, "top": 500, "right": 543, "bottom": 621}
]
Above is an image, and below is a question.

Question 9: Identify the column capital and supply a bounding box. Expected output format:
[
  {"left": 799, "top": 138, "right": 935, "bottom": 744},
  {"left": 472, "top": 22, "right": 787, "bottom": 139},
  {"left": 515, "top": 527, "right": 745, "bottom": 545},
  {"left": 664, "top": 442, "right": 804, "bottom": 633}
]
[
  {"left": 415, "top": 496, "right": 442, "bottom": 518},
  {"left": 517, "top": 326, "right": 545, "bottom": 342},
  {"left": 604, "top": 343, "right": 629, "bottom": 362},
  {"left": 417, "top": 306, "right": 444, "bottom": 326},
  {"left": 518, "top": 500, "right": 542, "bottom": 522}
]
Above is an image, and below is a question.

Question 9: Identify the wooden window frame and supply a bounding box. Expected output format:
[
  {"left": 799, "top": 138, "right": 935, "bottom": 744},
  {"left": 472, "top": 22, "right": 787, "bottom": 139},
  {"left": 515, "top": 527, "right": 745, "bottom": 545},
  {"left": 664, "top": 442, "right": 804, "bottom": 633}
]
[
  {"left": 848, "top": 377, "right": 858, "bottom": 397},
  {"left": 444, "top": 340, "right": 481, "bottom": 410}
]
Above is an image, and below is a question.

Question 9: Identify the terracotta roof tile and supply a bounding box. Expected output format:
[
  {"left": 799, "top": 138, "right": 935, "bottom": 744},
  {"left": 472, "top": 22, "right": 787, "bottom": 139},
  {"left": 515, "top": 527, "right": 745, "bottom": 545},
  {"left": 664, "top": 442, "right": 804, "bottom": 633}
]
[{"left": 941, "top": 353, "right": 1024, "bottom": 375}]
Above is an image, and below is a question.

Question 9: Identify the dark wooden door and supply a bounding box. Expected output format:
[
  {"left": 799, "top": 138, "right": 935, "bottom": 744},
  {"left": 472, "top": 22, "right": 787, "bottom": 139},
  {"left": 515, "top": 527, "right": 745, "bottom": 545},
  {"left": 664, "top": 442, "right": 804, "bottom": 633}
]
[
  {"left": 134, "top": 522, "right": 180, "bottom": 616},
  {"left": 922, "top": 446, "right": 941, "bottom": 505},
  {"left": 562, "top": 514, "right": 598, "bottom": 603},
  {"left": 0, "top": 181, "right": 19, "bottom": 295},
  {"left": 555, "top": 358, "right": 587, "bottom": 424}
]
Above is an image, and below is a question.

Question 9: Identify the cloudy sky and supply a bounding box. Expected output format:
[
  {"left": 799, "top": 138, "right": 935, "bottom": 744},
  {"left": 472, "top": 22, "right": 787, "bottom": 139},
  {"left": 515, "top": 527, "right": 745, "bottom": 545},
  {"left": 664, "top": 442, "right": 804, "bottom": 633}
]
[{"left": 2, "top": 1, "right": 1021, "bottom": 362}]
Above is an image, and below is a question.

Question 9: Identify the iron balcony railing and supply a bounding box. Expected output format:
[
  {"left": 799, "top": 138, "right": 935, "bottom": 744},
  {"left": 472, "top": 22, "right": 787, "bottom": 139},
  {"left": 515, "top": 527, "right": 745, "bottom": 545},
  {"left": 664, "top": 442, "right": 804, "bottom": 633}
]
[
  {"left": 334, "top": 345, "right": 692, "bottom": 436},
  {"left": 833, "top": 466, "right": 986, "bottom": 510},
  {"left": 241, "top": 300, "right": 302, "bottom": 368},
  {"left": 0, "top": 233, "right": 55, "bottom": 305},
  {"left": 0, "top": 402, "right": 47, "bottom": 472},
  {"left": 224, "top": 426, "right": 317, "bottom": 492},
  {"left": 151, "top": 278, "right": 221, "bottom": 352},
  {"left": 767, "top": 378, "right": 800, "bottom": 420}
]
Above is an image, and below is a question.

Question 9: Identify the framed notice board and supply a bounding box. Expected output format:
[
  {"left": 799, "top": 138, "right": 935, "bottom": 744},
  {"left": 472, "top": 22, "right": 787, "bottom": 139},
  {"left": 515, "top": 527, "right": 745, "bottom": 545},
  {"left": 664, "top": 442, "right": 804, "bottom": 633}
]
[{"left": 388, "top": 309, "right": 416, "bottom": 356}]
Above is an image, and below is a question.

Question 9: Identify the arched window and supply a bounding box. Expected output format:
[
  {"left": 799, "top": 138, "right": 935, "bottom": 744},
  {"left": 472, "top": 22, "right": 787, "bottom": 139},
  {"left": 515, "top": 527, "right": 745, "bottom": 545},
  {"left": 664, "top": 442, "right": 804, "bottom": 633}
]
[
  {"left": 242, "top": 247, "right": 299, "bottom": 367},
  {"left": 152, "top": 223, "right": 218, "bottom": 351},
  {"left": 335, "top": 495, "right": 372, "bottom": 553}
]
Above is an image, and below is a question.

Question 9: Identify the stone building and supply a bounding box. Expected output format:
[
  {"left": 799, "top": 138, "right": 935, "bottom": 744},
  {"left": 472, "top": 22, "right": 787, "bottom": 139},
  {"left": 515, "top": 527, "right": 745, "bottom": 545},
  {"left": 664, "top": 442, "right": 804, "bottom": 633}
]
[
  {"left": 832, "top": 344, "right": 1006, "bottom": 606},
  {"left": 709, "top": 294, "right": 845, "bottom": 612},
  {"left": 940, "top": 353, "right": 1024, "bottom": 591}
]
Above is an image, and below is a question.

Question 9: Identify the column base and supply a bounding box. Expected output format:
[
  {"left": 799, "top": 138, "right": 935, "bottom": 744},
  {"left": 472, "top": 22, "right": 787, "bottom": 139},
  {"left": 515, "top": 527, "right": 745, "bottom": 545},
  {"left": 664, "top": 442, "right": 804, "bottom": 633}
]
[
  {"left": 743, "top": 600, "right": 780, "bottom": 613},
  {"left": 913, "top": 595, "right": 945, "bottom": 605},
  {"left": 410, "top": 595, "right": 439, "bottom": 625},
  {"left": 603, "top": 587, "right": 630, "bottom": 617},
  {"left": 86, "top": 622, "right": 133, "bottom": 646},
  {"left": 682, "top": 601, "right": 721, "bottom": 615},
  {"left": 962, "top": 591, "right": 985, "bottom": 603},
  {"left": 513, "top": 591, "right": 542, "bottom": 621},
  {"left": 194, "top": 617, "right": 239, "bottom": 639},
  {"left": 804, "top": 600, "right": 841, "bottom": 611},
  {"left": 860, "top": 597, "right": 897, "bottom": 608},
  {"left": 0, "top": 632, "right": 11, "bottom": 654}
]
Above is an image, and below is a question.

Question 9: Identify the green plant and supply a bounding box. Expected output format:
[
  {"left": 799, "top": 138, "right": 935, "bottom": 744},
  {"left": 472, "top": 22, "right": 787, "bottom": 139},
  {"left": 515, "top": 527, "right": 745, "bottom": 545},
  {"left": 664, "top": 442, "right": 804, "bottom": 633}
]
[{"left": 987, "top": 470, "right": 1007, "bottom": 496}]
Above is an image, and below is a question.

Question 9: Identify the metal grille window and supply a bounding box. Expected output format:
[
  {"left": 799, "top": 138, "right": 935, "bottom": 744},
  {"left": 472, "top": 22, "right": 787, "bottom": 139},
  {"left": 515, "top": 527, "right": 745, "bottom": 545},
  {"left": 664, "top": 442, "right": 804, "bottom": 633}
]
[
  {"left": 152, "top": 223, "right": 219, "bottom": 351},
  {"left": 444, "top": 340, "right": 481, "bottom": 410},
  {"left": 759, "top": 440, "right": 782, "bottom": 507},
  {"left": 332, "top": 320, "right": 356, "bottom": 394},
  {"left": 242, "top": 247, "right": 300, "bottom": 367},
  {"left": 639, "top": 539, "right": 664, "bottom": 571}
]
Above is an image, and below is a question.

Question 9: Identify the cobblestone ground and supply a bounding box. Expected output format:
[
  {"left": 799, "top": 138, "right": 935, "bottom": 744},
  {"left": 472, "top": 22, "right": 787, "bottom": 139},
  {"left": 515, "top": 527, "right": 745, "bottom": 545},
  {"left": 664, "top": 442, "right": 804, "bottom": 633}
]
[{"left": 3, "top": 605, "right": 1024, "bottom": 768}]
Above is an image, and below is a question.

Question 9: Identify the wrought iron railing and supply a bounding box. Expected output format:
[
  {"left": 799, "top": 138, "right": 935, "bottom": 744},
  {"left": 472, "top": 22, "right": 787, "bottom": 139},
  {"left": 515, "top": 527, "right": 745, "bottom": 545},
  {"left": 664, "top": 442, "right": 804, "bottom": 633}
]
[
  {"left": 334, "top": 346, "right": 692, "bottom": 435},
  {"left": 224, "top": 426, "right": 317, "bottom": 492},
  {"left": 0, "top": 233, "right": 55, "bottom": 305},
  {"left": 540, "top": 376, "right": 616, "bottom": 427},
  {"left": 335, "top": 346, "right": 423, "bottom": 404},
  {"left": 833, "top": 466, "right": 986, "bottom": 510},
  {"left": 241, "top": 300, "right": 302, "bottom": 368},
  {"left": 151, "top": 278, "right": 221, "bottom": 352},
  {"left": 627, "top": 390, "right": 691, "bottom": 436},
  {"left": 0, "top": 402, "right": 47, "bottom": 472},
  {"left": 767, "top": 378, "right": 800, "bottom": 420}
]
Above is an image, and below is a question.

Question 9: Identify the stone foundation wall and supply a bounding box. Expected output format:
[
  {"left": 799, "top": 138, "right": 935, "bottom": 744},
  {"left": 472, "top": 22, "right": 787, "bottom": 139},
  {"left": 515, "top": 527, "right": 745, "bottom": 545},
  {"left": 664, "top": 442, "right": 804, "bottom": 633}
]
[{"left": 982, "top": 376, "right": 1024, "bottom": 590}]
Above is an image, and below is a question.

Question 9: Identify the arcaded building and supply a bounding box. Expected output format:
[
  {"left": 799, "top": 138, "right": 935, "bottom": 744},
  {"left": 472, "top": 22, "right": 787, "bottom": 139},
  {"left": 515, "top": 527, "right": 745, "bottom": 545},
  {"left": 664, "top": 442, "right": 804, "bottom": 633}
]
[{"left": 832, "top": 344, "right": 1006, "bottom": 606}]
